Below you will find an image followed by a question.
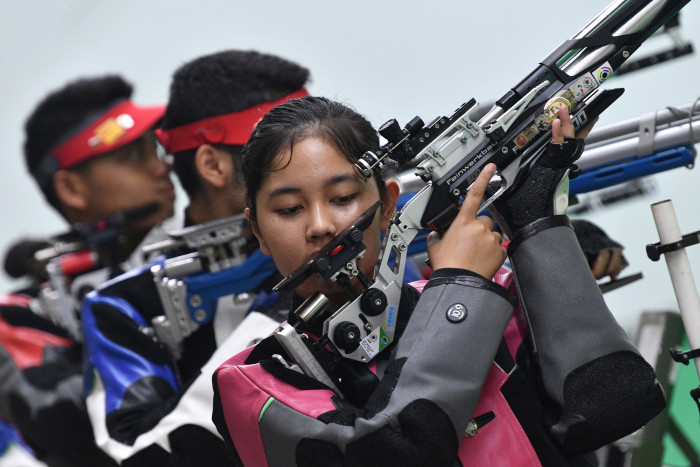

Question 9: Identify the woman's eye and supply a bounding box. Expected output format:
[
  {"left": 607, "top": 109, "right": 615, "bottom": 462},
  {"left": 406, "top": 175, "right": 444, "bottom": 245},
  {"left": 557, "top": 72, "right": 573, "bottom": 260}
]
[
  {"left": 333, "top": 194, "right": 357, "bottom": 205},
  {"left": 276, "top": 206, "right": 301, "bottom": 216}
]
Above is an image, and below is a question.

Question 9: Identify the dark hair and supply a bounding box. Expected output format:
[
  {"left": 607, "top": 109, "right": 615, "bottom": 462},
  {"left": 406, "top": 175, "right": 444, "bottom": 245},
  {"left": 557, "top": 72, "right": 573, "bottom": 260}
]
[
  {"left": 161, "top": 50, "right": 310, "bottom": 198},
  {"left": 23, "top": 75, "right": 133, "bottom": 215},
  {"left": 243, "top": 96, "right": 388, "bottom": 219}
]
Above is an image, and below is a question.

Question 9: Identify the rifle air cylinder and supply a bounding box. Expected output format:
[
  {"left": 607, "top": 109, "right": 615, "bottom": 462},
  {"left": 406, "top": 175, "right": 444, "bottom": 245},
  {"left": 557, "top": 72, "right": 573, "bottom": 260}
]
[
  {"left": 294, "top": 292, "right": 330, "bottom": 327},
  {"left": 164, "top": 252, "right": 202, "bottom": 279}
]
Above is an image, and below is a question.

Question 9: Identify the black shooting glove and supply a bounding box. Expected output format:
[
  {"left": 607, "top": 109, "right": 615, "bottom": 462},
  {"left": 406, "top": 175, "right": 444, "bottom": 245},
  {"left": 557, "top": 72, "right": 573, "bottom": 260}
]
[
  {"left": 502, "top": 140, "right": 665, "bottom": 452},
  {"left": 488, "top": 137, "right": 584, "bottom": 238}
]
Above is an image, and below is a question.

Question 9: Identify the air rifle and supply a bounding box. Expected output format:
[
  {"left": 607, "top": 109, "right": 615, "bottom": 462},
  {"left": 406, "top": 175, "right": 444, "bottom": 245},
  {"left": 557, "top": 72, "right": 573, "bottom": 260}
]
[
  {"left": 395, "top": 98, "right": 700, "bottom": 212},
  {"left": 31, "top": 203, "right": 160, "bottom": 341},
  {"left": 142, "top": 214, "right": 278, "bottom": 359},
  {"left": 270, "top": 0, "right": 692, "bottom": 398}
]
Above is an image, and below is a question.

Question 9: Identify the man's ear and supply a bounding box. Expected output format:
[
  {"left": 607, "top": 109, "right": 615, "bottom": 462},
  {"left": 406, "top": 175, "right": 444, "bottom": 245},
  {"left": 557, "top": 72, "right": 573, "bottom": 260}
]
[
  {"left": 246, "top": 208, "right": 270, "bottom": 255},
  {"left": 195, "top": 144, "right": 232, "bottom": 189},
  {"left": 380, "top": 179, "right": 400, "bottom": 230},
  {"left": 52, "top": 169, "right": 88, "bottom": 211}
]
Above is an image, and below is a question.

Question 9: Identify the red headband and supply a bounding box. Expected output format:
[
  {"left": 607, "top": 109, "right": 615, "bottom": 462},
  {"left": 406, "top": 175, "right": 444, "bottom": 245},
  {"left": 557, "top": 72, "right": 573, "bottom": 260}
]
[
  {"left": 155, "top": 89, "right": 309, "bottom": 154},
  {"left": 50, "top": 100, "right": 165, "bottom": 169}
]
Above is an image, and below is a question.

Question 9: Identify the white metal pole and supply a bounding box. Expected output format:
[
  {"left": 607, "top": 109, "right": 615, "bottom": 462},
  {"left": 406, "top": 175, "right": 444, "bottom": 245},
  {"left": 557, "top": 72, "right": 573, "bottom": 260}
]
[{"left": 650, "top": 199, "right": 700, "bottom": 378}]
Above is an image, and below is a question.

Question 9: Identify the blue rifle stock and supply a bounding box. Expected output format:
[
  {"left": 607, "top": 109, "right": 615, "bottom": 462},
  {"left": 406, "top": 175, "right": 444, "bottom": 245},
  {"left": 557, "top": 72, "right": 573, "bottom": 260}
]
[
  {"left": 143, "top": 214, "right": 280, "bottom": 359},
  {"left": 571, "top": 99, "right": 700, "bottom": 196}
]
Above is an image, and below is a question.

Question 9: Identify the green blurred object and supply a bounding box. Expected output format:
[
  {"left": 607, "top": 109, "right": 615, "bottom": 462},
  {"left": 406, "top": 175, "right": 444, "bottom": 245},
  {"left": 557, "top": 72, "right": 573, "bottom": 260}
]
[
  {"left": 662, "top": 335, "right": 700, "bottom": 467},
  {"left": 599, "top": 312, "right": 700, "bottom": 466}
]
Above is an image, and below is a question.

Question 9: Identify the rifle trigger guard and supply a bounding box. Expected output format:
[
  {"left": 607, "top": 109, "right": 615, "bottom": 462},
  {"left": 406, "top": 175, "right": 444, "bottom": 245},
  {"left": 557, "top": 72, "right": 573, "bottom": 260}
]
[
  {"left": 479, "top": 179, "right": 506, "bottom": 216},
  {"left": 476, "top": 161, "right": 520, "bottom": 215}
]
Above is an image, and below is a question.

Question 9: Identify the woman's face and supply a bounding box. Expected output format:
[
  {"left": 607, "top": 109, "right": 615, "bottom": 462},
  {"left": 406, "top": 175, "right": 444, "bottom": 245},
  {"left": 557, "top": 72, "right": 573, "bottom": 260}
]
[{"left": 248, "top": 136, "right": 398, "bottom": 305}]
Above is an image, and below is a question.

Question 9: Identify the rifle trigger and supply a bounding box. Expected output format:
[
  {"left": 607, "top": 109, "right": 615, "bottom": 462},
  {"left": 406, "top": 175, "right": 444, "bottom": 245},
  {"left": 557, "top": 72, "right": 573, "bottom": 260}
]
[
  {"left": 478, "top": 179, "right": 506, "bottom": 216},
  {"left": 476, "top": 161, "right": 519, "bottom": 215}
]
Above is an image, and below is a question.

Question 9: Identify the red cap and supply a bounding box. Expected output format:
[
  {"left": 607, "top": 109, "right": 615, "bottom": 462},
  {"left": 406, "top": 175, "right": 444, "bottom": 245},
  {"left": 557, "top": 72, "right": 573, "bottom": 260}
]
[
  {"left": 155, "top": 89, "right": 309, "bottom": 154},
  {"left": 50, "top": 100, "right": 165, "bottom": 169}
]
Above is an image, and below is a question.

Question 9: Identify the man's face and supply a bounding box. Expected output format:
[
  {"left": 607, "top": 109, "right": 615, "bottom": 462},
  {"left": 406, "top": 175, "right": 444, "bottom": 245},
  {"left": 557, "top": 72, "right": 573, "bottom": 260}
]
[{"left": 74, "top": 131, "right": 175, "bottom": 230}]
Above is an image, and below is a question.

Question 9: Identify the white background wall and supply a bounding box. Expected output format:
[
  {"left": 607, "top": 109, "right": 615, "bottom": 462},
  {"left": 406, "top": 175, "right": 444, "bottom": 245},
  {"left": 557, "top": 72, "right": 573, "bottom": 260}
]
[{"left": 1, "top": 0, "right": 699, "bottom": 335}]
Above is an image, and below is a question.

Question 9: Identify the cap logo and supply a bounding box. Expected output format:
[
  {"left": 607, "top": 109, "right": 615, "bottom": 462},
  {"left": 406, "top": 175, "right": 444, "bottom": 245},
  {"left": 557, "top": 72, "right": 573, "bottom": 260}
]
[
  {"left": 88, "top": 113, "right": 135, "bottom": 148},
  {"left": 42, "top": 101, "right": 165, "bottom": 175}
]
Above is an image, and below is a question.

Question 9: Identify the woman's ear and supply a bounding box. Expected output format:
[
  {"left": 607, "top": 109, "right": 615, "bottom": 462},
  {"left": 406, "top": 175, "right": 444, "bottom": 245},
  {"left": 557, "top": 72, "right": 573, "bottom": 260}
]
[
  {"left": 53, "top": 169, "right": 88, "bottom": 211},
  {"left": 246, "top": 208, "right": 270, "bottom": 255},
  {"left": 380, "top": 179, "right": 400, "bottom": 230},
  {"left": 195, "top": 144, "right": 232, "bottom": 189}
]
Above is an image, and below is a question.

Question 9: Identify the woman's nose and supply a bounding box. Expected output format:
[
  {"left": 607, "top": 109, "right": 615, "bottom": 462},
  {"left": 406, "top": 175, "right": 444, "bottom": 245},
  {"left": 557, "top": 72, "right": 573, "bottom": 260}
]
[{"left": 307, "top": 204, "right": 336, "bottom": 241}]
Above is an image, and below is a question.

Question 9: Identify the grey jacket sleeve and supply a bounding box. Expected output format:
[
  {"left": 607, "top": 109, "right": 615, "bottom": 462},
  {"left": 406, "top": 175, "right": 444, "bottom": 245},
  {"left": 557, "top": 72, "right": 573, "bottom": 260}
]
[
  {"left": 507, "top": 215, "right": 665, "bottom": 453},
  {"left": 255, "top": 271, "right": 516, "bottom": 467}
]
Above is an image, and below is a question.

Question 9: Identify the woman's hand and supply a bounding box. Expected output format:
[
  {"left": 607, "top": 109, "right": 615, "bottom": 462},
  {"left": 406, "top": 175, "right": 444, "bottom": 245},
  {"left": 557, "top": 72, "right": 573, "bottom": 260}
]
[
  {"left": 552, "top": 104, "right": 598, "bottom": 143},
  {"left": 426, "top": 163, "right": 507, "bottom": 279}
]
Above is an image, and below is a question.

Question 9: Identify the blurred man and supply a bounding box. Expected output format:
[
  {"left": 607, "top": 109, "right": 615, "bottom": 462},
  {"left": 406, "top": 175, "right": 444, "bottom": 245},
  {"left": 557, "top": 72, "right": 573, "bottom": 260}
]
[
  {"left": 81, "top": 50, "right": 310, "bottom": 465},
  {"left": 0, "top": 75, "right": 175, "bottom": 466}
]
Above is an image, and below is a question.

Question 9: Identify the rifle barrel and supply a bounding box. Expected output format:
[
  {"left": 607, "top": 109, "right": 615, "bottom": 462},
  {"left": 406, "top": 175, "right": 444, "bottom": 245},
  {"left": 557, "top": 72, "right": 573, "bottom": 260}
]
[
  {"left": 586, "top": 100, "right": 700, "bottom": 145},
  {"left": 579, "top": 117, "right": 700, "bottom": 169}
]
